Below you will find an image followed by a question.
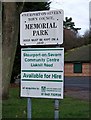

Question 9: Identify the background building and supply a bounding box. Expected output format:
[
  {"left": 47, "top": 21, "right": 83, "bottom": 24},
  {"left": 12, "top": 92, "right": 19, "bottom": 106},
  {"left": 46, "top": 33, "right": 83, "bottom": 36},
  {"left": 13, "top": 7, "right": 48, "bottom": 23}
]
[{"left": 64, "top": 44, "right": 91, "bottom": 76}]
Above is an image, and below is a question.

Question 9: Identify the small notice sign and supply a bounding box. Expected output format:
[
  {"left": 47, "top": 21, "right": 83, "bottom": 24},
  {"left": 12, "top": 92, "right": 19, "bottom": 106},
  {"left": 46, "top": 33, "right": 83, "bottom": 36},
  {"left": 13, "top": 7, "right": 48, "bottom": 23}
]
[
  {"left": 20, "top": 9, "right": 64, "bottom": 46},
  {"left": 21, "top": 48, "right": 64, "bottom": 99}
]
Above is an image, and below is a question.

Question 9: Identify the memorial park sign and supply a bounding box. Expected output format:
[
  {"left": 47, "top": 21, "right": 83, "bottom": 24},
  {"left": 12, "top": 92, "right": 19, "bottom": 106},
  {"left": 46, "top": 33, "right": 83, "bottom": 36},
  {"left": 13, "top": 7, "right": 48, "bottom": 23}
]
[{"left": 20, "top": 9, "right": 63, "bottom": 46}]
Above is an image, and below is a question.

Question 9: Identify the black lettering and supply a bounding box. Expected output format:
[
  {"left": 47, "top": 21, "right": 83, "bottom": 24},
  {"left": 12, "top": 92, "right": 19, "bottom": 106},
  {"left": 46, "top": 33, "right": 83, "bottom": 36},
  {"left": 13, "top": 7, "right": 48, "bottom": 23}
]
[
  {"left": 25, "top": 22, "right": 57, "bottom": 30},
  {"left": 33, "top": 30, "right": 48, "bottom": 36},
  {"left": 25, "top": 24, "right": 29, "bottom": 29}
]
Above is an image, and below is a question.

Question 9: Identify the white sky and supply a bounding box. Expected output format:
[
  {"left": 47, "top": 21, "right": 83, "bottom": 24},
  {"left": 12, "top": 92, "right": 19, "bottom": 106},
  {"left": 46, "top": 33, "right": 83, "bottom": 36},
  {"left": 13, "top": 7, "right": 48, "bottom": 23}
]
[{"left": 50, "top": 0, "right": 89, "bottom": 35}]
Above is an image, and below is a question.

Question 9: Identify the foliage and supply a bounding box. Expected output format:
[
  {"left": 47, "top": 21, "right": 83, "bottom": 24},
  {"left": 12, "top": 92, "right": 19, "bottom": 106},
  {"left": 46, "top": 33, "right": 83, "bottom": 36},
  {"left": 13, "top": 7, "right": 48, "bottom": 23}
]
[
  {"left": 11, "top": 40, "right": 21, "bottom": 83},
  {"left": 22, "top": 2, "right": 51, "bottom": 12},
  {"left": 83, "top": 30, "right": 91, "bottom": 44},
  {"left": 2, "top": 87, "right": 89, "bottom": 119},
  {"left": 62, "top": 28, "right": 90, "bottom": 51},
  {"left": 63, "top": 17, "right": 81, "bottom": 33}
]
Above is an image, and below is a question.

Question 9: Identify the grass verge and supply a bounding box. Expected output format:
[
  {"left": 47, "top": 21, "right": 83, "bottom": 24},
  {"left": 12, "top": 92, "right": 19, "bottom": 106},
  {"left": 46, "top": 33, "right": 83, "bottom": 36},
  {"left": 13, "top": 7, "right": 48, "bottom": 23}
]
[{"left": 2, "top": 87, "right": 90, "bottom": 119}]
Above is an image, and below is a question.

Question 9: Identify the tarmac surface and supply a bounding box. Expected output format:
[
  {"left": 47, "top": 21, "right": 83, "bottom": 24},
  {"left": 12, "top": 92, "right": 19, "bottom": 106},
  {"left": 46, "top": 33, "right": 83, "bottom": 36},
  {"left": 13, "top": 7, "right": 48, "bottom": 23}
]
[
  {"left": 64, "top": 76, "right": 90, "bottom": 101},
  {"left": 65, "top": 76, "right": 89, "bottom": 90}
]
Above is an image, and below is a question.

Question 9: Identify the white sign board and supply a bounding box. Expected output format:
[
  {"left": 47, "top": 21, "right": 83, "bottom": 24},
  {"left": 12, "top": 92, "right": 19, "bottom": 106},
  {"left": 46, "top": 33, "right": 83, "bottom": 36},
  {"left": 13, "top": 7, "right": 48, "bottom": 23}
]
[
  {"left": 20, "top": 9, "right": 64, "bottom": 46},
  {"left": 21, "top": 48, "right": 64, "bottom": 99}
]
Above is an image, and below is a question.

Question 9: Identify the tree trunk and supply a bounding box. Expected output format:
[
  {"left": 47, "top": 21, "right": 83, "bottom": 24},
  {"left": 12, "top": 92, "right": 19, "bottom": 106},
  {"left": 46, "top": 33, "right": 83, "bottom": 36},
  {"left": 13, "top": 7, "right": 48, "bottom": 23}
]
[
  {"left": 0, "top": 1, "right": 2, "bottom": 101},
  {"left": 2, "top": 2, "right": 20, "bottom": 99}
]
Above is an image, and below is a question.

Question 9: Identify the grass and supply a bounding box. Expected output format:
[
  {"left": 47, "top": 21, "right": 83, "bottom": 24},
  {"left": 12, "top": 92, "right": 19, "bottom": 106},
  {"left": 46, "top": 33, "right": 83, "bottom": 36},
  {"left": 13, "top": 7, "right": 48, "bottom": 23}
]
[{"left": 2, "top": 87, "right": 90, "bottom": 119}]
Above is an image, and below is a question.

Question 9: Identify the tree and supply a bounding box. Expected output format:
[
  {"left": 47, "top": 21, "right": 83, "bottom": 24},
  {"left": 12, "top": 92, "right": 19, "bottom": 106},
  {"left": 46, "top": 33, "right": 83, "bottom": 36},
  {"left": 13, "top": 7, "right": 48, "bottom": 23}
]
[
  {"left": 62, "top": 17, "right": 82, "bottom": 51},
  {"left": 2, "top": 2, "right": 50, "bottom": 99},
  {"left": 2, "top": 2, "right": 25, "bottom": 99},
  {"left": 81, "top": 30, "right": 91, "bottom": 44},
  {"left": 22, "top": 2, "right": 51, "bottom": 12},
  {"left": 63, "top": 17, "right": 81, "bottom": 33},
  {"left": 0, "top": 1, "right": 2, "bottom": 101}
]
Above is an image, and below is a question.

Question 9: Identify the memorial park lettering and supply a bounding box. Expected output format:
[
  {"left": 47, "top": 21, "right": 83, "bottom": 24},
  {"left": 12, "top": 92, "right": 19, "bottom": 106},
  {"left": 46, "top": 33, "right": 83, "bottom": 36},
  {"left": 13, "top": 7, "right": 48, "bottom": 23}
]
[{"left": 25, "top": 22, "right": 57, "bottom": 36}]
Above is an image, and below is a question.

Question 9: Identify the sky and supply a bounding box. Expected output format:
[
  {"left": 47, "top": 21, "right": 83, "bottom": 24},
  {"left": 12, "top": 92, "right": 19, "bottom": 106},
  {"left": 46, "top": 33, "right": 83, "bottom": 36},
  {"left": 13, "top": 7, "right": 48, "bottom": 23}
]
[{"left": 50, "top": 0, "right": 89, "bottom": 36}]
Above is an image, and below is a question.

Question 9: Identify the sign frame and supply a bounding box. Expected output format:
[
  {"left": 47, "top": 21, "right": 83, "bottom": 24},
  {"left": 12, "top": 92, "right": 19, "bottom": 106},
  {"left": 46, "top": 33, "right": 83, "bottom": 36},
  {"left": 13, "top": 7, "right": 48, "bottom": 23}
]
[
  {"left": 21, "top": 47, "right": 64, "bottom": 99},
  {"left": 20, "top": 9, "right": 64, "bottom": 46}
]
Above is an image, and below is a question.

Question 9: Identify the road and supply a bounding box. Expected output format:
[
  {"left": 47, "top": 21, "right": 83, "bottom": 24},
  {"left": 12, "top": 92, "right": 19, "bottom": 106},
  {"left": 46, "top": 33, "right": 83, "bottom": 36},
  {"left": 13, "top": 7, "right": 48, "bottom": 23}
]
[
  {"left": 64, "top": 76, "right": 90, "bottom": 101},
  {"left": 64, "top": 76, "right": 90, "bottom": 91}
]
